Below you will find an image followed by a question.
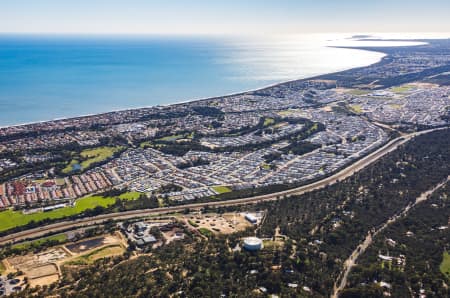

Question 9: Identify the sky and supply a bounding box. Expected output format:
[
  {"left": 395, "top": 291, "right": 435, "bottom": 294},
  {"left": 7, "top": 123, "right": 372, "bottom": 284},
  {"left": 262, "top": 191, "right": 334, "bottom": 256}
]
[{"left": 1, "top": 0, "right": 450, "bottom": 35}]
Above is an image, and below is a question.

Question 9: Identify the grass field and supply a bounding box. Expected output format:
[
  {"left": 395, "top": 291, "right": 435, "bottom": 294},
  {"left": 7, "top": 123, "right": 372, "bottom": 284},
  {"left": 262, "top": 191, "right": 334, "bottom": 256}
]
[
  {"left": 12, "top": 233, "right": 68, "bottom": 250},
  {"left": 347, "top": 89, "right": 370, "bottom": 96},
  {"left": 277, "top": 109, "right": 303, "bottom": 117},
  {"left": 0, "top": 192, "right": 140, "bottom": 232},
  {"left": 62, "top": 159, "right": 80, "bottom": 174},
  {"left": 117, "top": 192, "right": 141, "bottom": 200},
  {"left": 188, "top": 219, "right": 199, "bottom": 227},
  {"left": 212, "top": 186, "right": 232, "bottom": 194},
  {"left": 440, "top": 251, "right": 450, "bottom": 278},
  {"left": 67, "top": 245, "right": 124, "bottom": 265},
  {"left": 158, "top": 134, "right": 183, "bottom": 142},
  {"left": 389, "top": 104, "right": 403, "bottom": 109},
  {"left": 263, "top": 118, "right": 275, "bottom": 127},
  {"left": 349, "top": 105, "right": 363, "bottom": 114},
  {"left": 0, "top": 261, "right": 5, "bottom": 274},
  {"left": 63, "top": 146, "right": 122, "bottom": 173},
  {"left": 261, "top": 164, "right": 271, "bottom": 170},
  {"left": 391, "top": 85, "right": 414, "bottom": 93},
  {"left": 198, "top": 228, "right": 213, "bottom": 238},
  {"left": 140, "top": 141, "right": 152, "bottom": 148}
]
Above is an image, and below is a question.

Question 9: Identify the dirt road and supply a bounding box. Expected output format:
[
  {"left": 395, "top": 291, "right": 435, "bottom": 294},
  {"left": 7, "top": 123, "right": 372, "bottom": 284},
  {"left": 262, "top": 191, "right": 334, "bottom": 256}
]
[{"left": 331, "top": 176, "right": 449, "bottom": 298}]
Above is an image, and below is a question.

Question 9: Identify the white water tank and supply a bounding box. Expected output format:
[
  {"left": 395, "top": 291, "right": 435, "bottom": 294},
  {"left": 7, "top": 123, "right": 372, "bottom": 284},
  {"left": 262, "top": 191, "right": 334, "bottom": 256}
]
[{"left": 243, "top": 237, "right": 263, "bottom": 251}]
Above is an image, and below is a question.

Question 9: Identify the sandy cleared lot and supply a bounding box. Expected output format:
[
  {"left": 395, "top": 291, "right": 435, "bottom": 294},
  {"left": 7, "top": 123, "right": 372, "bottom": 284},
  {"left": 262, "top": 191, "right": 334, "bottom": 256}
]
[
  {"left": 27, "top": 264, "right": 58, "bottom": 279},
  {"left": 66, "top": 245, "right": 125, "bottom": 265},
  {"left": 5, "top": 234, "right": 124, "bottom": 288},
  {"left": 7, "top": 248, "right": 67, "bottom": 270},
  {"left": 28, "top": 274, "right": 59, "bottom": 288},
  {"left": 65, "top": 235, "right": 121, "bottom": 254},
  {"left": 5, "top": 248, "right": 67, "bottom": 288},
  {"left": 184, "top": 212, "right": 253, "bottom": 234}
]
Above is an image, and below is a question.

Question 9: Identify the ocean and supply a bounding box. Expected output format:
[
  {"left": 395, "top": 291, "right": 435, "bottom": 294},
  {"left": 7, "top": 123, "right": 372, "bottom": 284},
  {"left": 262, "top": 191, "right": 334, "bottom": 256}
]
[{"left": 0, "top": 34, "right": 421, "bottom": 127}]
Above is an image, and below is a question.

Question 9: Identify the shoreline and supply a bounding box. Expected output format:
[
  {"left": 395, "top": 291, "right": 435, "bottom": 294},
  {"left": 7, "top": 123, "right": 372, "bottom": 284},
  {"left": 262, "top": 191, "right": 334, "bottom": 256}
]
[{"left": 0, "top": 39, "right": 423, "bottom": 130}]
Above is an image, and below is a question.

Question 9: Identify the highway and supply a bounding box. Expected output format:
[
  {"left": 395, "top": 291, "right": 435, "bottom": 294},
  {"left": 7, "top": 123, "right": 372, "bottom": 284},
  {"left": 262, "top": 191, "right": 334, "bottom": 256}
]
[{"left": 0, "top": 127, "right": 445, "bottom": 246}]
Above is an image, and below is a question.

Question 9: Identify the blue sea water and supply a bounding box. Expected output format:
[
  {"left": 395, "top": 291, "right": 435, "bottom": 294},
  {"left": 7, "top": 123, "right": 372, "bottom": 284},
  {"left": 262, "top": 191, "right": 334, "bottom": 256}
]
[{"left": 0, "top": 34, "right": 411, "bottom": 127}]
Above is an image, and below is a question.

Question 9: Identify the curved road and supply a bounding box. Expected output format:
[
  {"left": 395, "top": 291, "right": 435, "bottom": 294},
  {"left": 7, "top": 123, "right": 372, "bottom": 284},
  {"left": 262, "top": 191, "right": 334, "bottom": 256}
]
[{"left": 0, "top": 127, "right": 446, "bottom": 246}]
